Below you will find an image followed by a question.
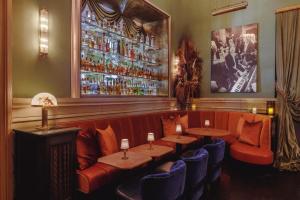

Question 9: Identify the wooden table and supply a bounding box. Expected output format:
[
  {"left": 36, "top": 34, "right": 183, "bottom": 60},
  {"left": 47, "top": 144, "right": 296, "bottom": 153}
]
[
  {"left": 97, "top": 151, "right": 152, "bottom": 170},
  {"left": 185, "top": 128, "right": 229, "bottom": 143},
  {"left": 129, "top": 144, "right": 174, "bottom": 160},
  {"left": 161, "top": 135, "right": 197, "bottom": 144},
  {"left": 161, "top": 135, "right": 197, "bottom": 153}
]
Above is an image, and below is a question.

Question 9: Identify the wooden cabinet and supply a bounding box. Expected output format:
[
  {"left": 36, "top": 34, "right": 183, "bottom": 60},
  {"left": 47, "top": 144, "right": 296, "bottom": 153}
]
[{"left": 14, "top": 127, "right": 80, "bottom": 200}]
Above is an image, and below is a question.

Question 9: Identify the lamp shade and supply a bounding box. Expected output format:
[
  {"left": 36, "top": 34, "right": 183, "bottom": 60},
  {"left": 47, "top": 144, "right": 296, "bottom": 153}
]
[
  {"left": 31, "top": 93, "right": 58, "bottom": 107},
  {"left": 176, "top": 124, "right": 182, "bottom": 134},
  {"left": 204, "top": 120, "right": 210, "bottom": 127},
  {"left": 147, "top": 132, "right": 155, "bottom": 142},
  {"left": 120, "top": 139, "right": 129, "bottom": 150}
]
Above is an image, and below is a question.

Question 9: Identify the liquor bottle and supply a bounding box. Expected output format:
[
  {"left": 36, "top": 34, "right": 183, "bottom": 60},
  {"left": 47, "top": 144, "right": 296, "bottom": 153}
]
[
  {"left": 151, "top": 35, "right": 155, "bottom": 47},
  {"left": 130, "top": 44, "right": 135, "bottom": 61},
  {"left": 106, "top": 37, "right": 110, "bottom": 53},
  {"left": 145, "top": 34, "right": 150, "bottom": 46},
  {"left": 124, "top": 43, "right": 129, "bottom": 57}
]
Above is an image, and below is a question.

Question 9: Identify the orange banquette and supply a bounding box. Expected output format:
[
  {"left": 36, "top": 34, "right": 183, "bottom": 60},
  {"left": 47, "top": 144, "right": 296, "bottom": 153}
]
[{"left": 60, "top": 110, "right": 273, "bottom": 194}]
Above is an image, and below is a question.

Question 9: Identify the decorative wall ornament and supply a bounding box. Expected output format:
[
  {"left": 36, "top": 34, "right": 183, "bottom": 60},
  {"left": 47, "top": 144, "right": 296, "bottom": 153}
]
[
  {"left": 173, "top": 36, "right": 203, "bottom": 109},
  {"left": 211, "top": 23, "right": 258, "bottom": 93}
]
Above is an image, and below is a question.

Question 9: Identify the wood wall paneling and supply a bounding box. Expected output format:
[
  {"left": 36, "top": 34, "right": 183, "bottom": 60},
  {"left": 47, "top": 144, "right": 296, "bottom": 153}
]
[{"left": 12, "top": 97, "right": 276, "bottom": 129}]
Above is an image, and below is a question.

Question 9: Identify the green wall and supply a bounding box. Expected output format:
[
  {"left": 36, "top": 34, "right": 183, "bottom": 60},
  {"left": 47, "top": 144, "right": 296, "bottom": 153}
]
[
  {"left": 12, "top": 0, "right": 300, "bottom": 98},
  {"left": 163, "top": 0, "right": 300, "bottom": 98},
  {"left": 12, "top": 0, "right": 71, "bottom": 98}
]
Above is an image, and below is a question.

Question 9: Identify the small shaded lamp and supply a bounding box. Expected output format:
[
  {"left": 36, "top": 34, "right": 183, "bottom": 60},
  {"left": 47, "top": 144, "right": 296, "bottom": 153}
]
[
  {"left": 120, "top": 139, "right": 129, "bottom": 160},
  {"left": 176, "top": 124, "right": 182, "bottom": 139},
  {"left": 31, "top": 92, "right": 58, "bottom": 130},
  {"left": 204, "top": 120, "right": 210, "bottom": 128},
  {"left": 266, "top": 101, "right": 275, "bottom": 115},
  {"left": 147, "top": 132, "right": 155, "bottom": 150}
]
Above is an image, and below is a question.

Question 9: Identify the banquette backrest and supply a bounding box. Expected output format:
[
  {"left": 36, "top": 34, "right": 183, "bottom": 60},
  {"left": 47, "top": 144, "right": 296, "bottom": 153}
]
[{"left": 60, "top": 110, "right": 271, "bottom": 157}]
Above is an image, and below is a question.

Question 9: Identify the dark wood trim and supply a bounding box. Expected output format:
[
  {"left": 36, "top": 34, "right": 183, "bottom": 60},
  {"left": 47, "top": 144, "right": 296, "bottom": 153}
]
[{"left": 0, "top": 0, "right": 13, "bottom": 199}]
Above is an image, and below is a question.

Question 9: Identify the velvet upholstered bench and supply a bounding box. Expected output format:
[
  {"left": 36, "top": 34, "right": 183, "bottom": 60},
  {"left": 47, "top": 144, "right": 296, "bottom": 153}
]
[{"left": 60, "top": 110, "right": 273, "bottom": 195}]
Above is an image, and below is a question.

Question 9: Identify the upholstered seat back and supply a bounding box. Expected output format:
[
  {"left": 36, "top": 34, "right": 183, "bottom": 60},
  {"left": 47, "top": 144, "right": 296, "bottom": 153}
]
[
  {"left": 140, "top": 160, "right": 186, "bottom": 200},
  {"left": 181, "top": 148, "right": 208, "bottom": 189},
  {"left": 203, "top": 139, "right": 225, "bottom": 165}
]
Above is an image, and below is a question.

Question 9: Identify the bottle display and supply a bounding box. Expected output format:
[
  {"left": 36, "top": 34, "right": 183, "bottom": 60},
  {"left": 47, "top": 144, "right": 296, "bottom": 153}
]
[{"left": 80, "top": 4, "right": 169, "bottom": 96}]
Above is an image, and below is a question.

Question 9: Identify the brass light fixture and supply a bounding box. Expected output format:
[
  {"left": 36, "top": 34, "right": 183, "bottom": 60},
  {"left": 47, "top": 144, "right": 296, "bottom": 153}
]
[
  {"left": 39, "top": 8, "right": 49, "bottom": 56},
  {"left": 31, "top": 92, "right": 58, "bottom": 130},
  {"left": 212, "top": 1, "right": 248, "bottom": 16}
]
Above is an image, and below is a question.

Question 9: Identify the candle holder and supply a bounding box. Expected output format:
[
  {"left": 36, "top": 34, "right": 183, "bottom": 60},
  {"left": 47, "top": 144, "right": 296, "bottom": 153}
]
[
  {"left": 120, "top": 139, "right": 129, "bottom": 160},
  {"left": 176, "top": 124, "right": 182, "bottom": 139},
  {"left": 147, "top": 132, "right": 155, "bottom": 150},
  {"left": 122, "top": 149, "right": 128, "bottom": 160}
]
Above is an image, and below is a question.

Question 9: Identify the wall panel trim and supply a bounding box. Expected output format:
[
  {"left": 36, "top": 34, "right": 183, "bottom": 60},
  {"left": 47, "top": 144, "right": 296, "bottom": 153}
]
[{"left": 12, "top": 97, "right": 276, "bottom": 129}]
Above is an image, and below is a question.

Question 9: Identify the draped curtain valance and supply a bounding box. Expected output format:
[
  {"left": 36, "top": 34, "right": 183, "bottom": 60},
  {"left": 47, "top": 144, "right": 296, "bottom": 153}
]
[{"left": 81, "top": 0, "right": 142, "bottom": 37}]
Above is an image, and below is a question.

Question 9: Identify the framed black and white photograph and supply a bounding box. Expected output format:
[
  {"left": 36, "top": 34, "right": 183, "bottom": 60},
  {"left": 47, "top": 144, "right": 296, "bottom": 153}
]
[{"left": 211, "top": 23, "right": 258, "bottom": 93}]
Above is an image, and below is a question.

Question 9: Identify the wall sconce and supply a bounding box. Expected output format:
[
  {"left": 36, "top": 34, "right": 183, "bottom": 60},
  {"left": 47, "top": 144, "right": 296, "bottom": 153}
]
[{"left": 39, "top": 8, "right": 49, "bottom": 56}]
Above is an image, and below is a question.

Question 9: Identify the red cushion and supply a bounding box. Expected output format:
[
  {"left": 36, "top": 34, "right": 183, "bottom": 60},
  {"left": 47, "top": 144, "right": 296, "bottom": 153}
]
[
  {"left": 180, "top": 114, "right": 189, "bottom": 131},
  {"left": 96, "top": 125, "right": 119, "bottom": 156},
  {"left": 230, "top": 142, "right": 273, "bottom": 165},
  {"left": 77, "top": 163, "right": 120, "bottom": 193},
  {"left": 76, "top": 129, "right": 100, "bottom": 170},
  {"left": 239, "top": 120, "right": 263, "bottom": 146},
  {"left": 161, "top": 115, "right": 180, "bottom": 136}
]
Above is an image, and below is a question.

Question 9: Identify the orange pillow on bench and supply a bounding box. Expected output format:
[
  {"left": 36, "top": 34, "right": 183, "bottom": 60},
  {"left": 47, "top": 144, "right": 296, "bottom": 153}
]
[
  {"left": 77, "top": 129, "right": 100, "bottom": 170},
  {"left": 96, "top": 125, "right": 119, "bottom": 156},
  {"left": 161, "top": 114, "right": 188, "bottom": 136},
  {"left": 239, "top": 120, "right": 263, "bottom": 147}
]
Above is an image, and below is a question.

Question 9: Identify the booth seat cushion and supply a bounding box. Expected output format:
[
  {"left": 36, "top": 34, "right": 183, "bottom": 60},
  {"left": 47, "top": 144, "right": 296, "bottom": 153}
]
[
  {"left": 77, "top": 162, "right": 120, "bottom": 194},
  {"left": 230, "top": 142, "right": 273, "bottom": 165},
  {"left": 161, "top": 115, "right": 181, "bottom": 136}
]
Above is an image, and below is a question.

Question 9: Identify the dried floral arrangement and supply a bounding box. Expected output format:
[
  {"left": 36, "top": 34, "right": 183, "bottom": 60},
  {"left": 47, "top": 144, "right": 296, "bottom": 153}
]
[{"left": 173, "top": 36, "right": 203, "bottom": 109}]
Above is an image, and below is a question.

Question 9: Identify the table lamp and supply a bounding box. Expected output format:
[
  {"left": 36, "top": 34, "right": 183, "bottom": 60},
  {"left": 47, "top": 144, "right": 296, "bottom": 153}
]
[
  {"left": 31, "top": 92, "right": 58, "bottom": 130},
  {"left": 120, "top": 139, "right": 129, "bottom": 160},
  {"left": 204, "top": 120, "right": 210, "bottom": 128},
  {"left": 176, "top": 124, "right": 182, "bottom": 139},
  {"left": 147, "top": 132, "right": 155, "bottom": 150},
  {"left": 266, "top": 101, "right": 275, "bottom": 115}
]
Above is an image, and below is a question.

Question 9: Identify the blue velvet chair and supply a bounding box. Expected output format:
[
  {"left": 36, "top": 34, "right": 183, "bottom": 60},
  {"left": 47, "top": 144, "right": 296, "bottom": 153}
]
[
  {"left": 181, "top": 148, "right": 209, "bottom": 200},
  {"left": 116, "top": 160, "right": 186, "bottom": 200},
  {"left": 203, "top": 138, "right": 225, "bottom": 183}
]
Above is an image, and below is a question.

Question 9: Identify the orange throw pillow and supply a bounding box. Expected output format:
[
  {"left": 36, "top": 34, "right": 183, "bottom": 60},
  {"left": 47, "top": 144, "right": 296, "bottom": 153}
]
[
  {"left": 161, "top": 115, "right": 180, "bottom": 136},
  {"left": 239, "top": 120, "right": 263, "bottom": 146},
  {"left": 180, "top": 114, "right": 189, "bottom": 132},
  {"left": 76, "top": 129, "right": 100, "bottom": 170},
  {"left": 96, "top": 125, "right": 119, "bottom": 156}
]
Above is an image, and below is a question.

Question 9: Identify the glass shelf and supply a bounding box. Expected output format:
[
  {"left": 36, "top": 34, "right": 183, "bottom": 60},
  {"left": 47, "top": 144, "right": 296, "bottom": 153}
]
[{"left": 80, "top": 2, "right": 169, "bottom": 97}]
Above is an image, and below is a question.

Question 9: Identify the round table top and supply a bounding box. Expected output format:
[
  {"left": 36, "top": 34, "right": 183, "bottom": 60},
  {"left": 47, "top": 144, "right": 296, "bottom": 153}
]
[{"left": 185, "top": 128, "right": 230, "bottom": 137}]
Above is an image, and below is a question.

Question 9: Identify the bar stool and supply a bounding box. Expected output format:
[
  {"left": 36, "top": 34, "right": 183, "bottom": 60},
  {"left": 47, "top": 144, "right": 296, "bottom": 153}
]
[
  {"left": 116, "top": 160, "right": 186, "bottom": 200},
  {"left": 181, "top": 148, "right": 209, "bottom": 200},
  {"left": 203, "top": 138, "right": 225, "bottom": 183}
]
